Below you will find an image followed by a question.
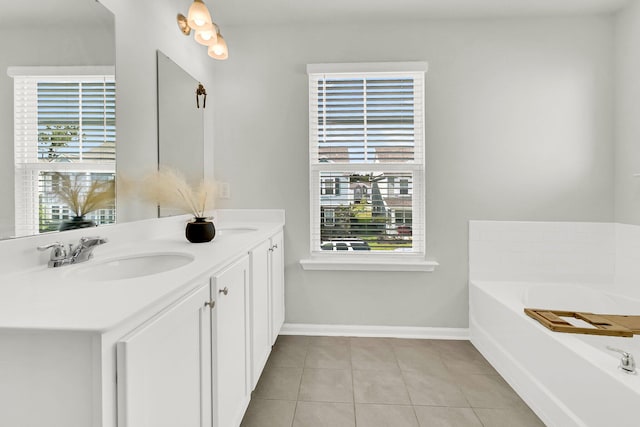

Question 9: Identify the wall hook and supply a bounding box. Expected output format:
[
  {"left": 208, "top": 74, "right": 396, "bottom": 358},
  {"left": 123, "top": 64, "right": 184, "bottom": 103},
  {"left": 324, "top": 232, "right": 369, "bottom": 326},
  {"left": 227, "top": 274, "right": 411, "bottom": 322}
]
[{"left": 196, "top": 83, "right": 207, "bottom": 108}]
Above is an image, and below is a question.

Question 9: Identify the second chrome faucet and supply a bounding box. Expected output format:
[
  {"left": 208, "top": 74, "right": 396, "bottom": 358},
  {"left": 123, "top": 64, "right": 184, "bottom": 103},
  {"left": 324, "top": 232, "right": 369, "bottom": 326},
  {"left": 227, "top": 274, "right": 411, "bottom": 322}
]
[{"left": 37, "top": 236, "right": 108, "bottom": 268}]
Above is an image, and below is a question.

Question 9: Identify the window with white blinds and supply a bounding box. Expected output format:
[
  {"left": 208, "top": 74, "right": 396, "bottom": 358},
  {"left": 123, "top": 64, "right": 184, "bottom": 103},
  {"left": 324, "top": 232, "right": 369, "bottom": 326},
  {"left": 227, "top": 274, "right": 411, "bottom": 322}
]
[
  {"left": 308, "top": 62, "right": 427, "bottom": 256},
  {"left": 10, "top": 67, "right": 116, "bottom": 236}
]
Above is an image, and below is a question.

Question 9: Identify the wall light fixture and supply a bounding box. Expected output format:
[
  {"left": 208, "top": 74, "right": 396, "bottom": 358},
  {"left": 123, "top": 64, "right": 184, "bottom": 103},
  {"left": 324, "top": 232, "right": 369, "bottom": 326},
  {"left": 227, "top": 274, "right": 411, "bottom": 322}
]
[{"left": 177, "top": 0, "right": 229, "bottom": 60}]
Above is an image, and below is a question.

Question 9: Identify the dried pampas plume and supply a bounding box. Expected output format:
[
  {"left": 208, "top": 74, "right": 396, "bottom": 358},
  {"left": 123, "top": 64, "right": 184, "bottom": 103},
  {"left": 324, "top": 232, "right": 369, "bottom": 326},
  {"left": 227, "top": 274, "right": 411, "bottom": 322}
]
[
  {"left": 140, "top": 168, "right": 217, "bottom": 218},
  {"left": 115, "top": 173, "right": 136, "bottom": 198},
  {"left": 53, "top": 173, "right": 115, "bottom": 217}
]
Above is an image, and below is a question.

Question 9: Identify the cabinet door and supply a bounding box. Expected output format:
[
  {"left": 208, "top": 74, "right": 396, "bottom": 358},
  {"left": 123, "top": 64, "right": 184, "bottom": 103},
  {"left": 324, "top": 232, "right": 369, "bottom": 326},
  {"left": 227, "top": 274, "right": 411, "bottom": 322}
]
[
  {"left": 117, "top": 284, "right": 212, "bottom": 427},
  {"left": 270, "top": 231, "right": 285, "bottom": 344},
  {"left": 249, "top": 239, "right": 272, "bottom": 390},
  {"left": 213, "top": 255, "right": 250, "bottom": 427}
]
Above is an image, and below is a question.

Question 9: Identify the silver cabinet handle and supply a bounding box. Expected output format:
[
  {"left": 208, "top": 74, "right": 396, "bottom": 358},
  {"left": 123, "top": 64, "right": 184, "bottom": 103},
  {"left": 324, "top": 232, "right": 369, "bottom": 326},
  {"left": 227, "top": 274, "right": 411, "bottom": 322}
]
[
  {"left": 205, "top": 300, "right": 215, "bottom": 309},
  {"left": 273, "top": 243, "right": 278, "bottom": 249},
  {"left": 219, "top": 287, "right": 229, "bottom": 295}
]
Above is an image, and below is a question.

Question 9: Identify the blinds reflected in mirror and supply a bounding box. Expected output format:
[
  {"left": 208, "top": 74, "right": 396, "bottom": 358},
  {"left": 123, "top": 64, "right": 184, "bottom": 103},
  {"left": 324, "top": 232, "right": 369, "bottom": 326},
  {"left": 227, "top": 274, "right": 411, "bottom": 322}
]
[{"left": 37, "top": 81, "right": 116, "bottom": 163}]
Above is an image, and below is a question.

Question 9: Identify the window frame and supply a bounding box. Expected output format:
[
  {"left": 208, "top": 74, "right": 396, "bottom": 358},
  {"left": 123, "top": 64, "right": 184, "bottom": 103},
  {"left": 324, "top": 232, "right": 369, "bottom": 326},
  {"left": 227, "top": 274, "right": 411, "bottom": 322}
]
[{"left": 303, "top": 62, "right": 437, "bottom": 271}]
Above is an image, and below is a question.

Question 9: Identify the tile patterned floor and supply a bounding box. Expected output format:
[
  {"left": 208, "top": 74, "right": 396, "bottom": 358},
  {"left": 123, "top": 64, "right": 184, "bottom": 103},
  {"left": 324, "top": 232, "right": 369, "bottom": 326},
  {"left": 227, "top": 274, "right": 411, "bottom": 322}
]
[{"left": 241, "top": 336, "right": 545, "bottom": 427}]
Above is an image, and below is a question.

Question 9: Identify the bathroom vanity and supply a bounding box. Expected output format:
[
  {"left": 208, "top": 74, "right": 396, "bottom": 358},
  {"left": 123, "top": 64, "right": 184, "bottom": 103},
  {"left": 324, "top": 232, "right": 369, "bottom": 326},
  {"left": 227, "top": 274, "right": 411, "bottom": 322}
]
[{"left": 0, "top": 210, "right": 285, "bottom": 427}]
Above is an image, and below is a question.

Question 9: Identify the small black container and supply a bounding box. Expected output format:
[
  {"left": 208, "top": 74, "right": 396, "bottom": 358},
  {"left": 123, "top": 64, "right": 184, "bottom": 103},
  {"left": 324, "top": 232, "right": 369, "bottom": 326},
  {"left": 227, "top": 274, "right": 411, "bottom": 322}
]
[
  {"left": 185, "top": 217, "right": 216, "bottom": 243},
  {"left": 58, "top": 216, "right": 97, "bottom": 231}
]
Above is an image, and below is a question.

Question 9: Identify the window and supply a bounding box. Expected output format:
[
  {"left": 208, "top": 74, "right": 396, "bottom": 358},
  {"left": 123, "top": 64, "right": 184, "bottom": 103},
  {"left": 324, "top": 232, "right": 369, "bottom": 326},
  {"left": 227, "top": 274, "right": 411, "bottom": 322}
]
[
  {"left": 10, "top": 66, "right": 116, "bottom": 236},
  {"left": 399, "top": 178, "right": 410, "bottom": 195},
  {"left": 395, "top": 209, "right": 412, "bottom": 225},
  {"left": 323, "top": 208, "right": 336, "bottom": 226},
  {"left": 307, "top": 62, "right": 427, "bottom": 257},
  {"left": 321, "top": 178, "right": 340, "bottom": 195}
]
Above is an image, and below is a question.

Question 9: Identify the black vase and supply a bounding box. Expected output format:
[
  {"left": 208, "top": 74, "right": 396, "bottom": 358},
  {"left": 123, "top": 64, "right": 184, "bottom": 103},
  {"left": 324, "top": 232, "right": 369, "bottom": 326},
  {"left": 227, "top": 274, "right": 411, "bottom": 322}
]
[
  {"left": 58, "top": 216, "right": 97, "bottom": 231},
  {"left": 185, "top": 217, "right": 216, "bottom": 243}
]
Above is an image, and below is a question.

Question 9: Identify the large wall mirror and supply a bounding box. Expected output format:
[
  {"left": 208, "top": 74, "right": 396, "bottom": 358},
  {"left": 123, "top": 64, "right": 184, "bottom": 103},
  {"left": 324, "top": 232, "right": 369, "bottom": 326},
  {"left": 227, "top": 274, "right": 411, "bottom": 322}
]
[
  {"left": 0, "top": 0, "right": 115, "bottom": 240},
  {"left": 157, "top": 50, "right": 205, "bottom": 217}
]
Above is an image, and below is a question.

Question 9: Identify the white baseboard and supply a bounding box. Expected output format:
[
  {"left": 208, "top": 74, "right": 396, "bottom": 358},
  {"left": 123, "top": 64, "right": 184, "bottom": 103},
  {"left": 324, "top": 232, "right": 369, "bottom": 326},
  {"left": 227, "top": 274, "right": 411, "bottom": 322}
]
[{"left": 280, "top": 323, "right": 469, "bottom": 340}]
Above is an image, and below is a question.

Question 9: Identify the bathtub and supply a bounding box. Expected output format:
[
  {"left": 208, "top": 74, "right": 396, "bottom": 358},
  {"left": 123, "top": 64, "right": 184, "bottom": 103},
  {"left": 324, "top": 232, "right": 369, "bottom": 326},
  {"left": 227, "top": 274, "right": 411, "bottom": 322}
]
[{"left": 470, "top": 281, "right": 640, "bottom": 427}]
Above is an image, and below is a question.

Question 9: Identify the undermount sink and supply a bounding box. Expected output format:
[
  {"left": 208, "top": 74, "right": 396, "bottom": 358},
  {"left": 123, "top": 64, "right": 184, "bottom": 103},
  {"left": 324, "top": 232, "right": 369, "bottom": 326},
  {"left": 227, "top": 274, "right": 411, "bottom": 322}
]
[
  {"left": 217, "top": 226, "right": 258, "bottom": 235},
  {"left": 65, "top": 252, "right": 195, "bottom": 282}
]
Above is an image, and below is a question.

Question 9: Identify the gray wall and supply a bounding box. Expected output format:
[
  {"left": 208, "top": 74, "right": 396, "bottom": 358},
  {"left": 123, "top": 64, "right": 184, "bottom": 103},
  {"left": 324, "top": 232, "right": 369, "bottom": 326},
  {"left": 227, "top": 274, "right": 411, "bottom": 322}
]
[
  {"left": 212, "top": 16, "right": 615, "bottom": 328},
  {"left": 100, "top": 0, "right": 217, "bottom": 222},
  {"left": 615, "top": 1, "right": 640, "bottom": 225}
]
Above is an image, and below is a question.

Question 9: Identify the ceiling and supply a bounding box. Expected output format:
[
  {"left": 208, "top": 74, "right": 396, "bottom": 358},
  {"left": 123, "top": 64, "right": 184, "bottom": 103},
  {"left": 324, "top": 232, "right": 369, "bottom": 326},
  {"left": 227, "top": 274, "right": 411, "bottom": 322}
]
[
  {"left": 211, "top": 0, "right": 630, "bottom": 26},
  {"left": 1, "top": 0, "right": 629, "bottom": 29},
  {"left": 0, "top": 0, "right": 113, "bottom": 26}
]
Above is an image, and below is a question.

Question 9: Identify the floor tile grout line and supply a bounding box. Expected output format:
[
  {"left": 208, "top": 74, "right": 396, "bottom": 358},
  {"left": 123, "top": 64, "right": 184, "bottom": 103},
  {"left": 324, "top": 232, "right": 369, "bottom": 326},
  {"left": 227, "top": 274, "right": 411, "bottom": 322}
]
[
  {"left": 290, "top": 339, "right": 309, "bottom": 427},
  {"left": 392, "top": 340, "right": 424, "bottom": 426},
  {"left": 434, "top": 347, "right": 474, "bottom": 409},
  {"left": 296, "top": 399, "right": 358, "bottom": 404},
  {"left": 409, "top": 403, "right": 422, "bottom": 426},
  {"left": 349, "top": 338, "right": 357, "bottom": 427},
  {"left": 357, "top": 402, "right": 423, "bottom": 408},
  {"left": 290, "top": 400, "right": 298, "bottom": 427},
  {"left": 471, "top": 407, "right": 488, "bottom": 427}
]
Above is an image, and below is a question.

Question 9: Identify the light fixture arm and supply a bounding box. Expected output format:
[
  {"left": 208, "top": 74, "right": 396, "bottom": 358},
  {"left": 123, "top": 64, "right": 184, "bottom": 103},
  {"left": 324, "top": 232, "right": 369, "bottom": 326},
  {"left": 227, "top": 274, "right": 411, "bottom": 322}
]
[{"left": 177, "top": 14, "right": 191, "bottom": 35}]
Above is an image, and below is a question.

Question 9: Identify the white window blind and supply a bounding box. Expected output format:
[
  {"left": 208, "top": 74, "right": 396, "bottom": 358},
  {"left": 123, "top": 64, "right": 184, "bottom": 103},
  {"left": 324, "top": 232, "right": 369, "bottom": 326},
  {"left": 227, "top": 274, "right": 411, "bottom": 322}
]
[
  {"left": 11, "top": 67, "right": 116, "bottom": 236},
  {"left": 308, "top": 62, "right": 427, "bottom": 256}
]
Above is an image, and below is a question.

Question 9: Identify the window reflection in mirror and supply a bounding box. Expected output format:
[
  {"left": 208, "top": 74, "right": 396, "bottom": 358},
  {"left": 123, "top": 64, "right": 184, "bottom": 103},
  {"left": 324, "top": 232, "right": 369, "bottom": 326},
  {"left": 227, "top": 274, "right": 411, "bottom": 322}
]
[{"left": 0, "top": 0, "right": 115, "bottom": 240}]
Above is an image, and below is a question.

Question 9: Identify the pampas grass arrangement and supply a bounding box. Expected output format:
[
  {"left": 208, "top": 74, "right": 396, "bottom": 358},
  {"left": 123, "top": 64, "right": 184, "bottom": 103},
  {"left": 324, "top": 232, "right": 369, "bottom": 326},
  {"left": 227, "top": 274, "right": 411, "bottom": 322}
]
[
  {"left": 140, "top": 168, "right": 217, "bottom": 218},
  {"left": 53, "top": 173, "right": 115, "bottom": 217}
]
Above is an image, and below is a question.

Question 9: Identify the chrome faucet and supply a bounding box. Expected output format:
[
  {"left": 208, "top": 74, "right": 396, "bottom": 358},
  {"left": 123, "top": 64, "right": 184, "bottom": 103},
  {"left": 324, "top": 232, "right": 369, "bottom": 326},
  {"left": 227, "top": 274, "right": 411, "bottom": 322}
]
[
  {"left": 38, "top": 236, "right": 108, "bottom": 268},
  {"left": 607, "top": 346, "right": 637, "bottom": 374}
]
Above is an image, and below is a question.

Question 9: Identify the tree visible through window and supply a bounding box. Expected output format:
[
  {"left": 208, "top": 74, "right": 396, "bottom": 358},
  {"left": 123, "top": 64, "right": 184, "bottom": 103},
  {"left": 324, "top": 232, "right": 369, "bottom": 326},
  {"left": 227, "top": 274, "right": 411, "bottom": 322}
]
[{"left": 308, "top": 62, "right": 426, "bottom": 255}]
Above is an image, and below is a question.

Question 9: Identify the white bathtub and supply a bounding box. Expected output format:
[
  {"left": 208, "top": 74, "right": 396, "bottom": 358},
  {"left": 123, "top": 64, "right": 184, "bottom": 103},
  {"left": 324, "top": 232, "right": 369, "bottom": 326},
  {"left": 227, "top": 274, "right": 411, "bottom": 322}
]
[{"left": 470, "top": 281, "right": 640, "bottom": 427}]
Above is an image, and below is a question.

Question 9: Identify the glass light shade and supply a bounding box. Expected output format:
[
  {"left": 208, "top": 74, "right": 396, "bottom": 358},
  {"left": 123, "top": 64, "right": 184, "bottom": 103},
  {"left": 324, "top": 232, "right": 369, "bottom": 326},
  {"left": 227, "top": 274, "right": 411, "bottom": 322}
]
[
  {"left": 187, "top": 0, "right": 212, "bottom": 30},
  {"left": 194, "top": 24, "right": 218, "bottom": 46},
  {"left": 208, "top": 35, "right": 228, "bottom": 60}
]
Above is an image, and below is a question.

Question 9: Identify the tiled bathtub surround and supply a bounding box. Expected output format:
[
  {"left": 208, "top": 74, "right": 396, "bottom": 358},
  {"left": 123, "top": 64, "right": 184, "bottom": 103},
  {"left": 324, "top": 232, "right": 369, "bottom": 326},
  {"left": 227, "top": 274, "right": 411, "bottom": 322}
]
[
  {"left": 469, "top": 220, "right": 640, "bottom": 296},
  {"left": 614, "top": 223, "right": 640, "bottom": 298},
  {"left": 469, "top": 221, "right": 615, "bottom": 284}
]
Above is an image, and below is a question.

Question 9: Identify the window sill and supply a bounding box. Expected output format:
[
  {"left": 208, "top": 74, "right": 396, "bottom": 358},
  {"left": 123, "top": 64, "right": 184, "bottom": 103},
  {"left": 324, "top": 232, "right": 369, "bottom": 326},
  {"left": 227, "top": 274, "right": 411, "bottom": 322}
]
[{"left": 299, "top": 257, "right": 439, "bottom": 272}]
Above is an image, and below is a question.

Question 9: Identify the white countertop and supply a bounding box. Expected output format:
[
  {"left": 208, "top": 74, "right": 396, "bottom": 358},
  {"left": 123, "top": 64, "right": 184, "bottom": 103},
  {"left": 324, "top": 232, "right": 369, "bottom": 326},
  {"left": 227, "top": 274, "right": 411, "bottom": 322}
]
[{"left": 0, "top": 210, "right": 284, "bottom": 333}]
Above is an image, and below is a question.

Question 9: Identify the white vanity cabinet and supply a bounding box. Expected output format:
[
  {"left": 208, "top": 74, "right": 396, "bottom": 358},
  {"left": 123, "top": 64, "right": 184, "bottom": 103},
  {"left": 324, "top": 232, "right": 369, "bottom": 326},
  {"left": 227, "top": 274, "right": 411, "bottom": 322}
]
[
  {"left": 248, "top": 231, "right": 285, "bottom": 389},
  {"left": 116, "top": 284, "right": 212, "bottom": 427},
  {"left": 0, "top": 213, "right": 285, "bottom": 427},
  {"left": 211, "top": 255, "right": 251, "bottom": 427},
  {"left": 270, "top": 231, "right": 285, "bottom": 344},
  {"left": 115, "top": 254, "right": 253, "bottom": 427},
  {"left": 249, "top": 239, "right": 272, "bottom": 389}
]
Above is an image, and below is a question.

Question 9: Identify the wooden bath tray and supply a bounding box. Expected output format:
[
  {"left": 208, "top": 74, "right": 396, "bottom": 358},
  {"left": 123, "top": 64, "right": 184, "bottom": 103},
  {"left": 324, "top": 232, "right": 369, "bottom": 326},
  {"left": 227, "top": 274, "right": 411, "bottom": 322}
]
[{"left": 524, "top": 308, "right": 640, "bottom": 338}]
